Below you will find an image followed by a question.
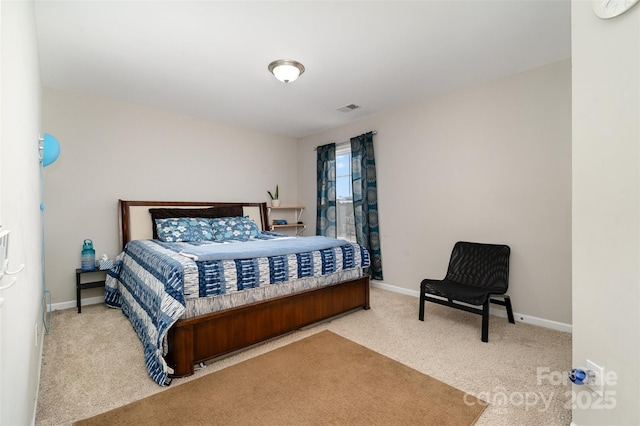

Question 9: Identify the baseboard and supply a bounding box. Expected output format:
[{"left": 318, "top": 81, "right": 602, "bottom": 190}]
[
  {"left": 50, "top": 295, "right": 105, "bottom": 312},
  {"left": 497, "top": 309, "right": 572, "bottom": 333},
  {"left": 372, "top": 281, "right": 421, "bottom": 297},
  {"left": 52, "top": 283, "right": 572, "bottom": 333},
  {"left": 32, "top": 321, "right": 45, "bottom": 426},
  {"left": 370, "top": 280, "right": 572, "bottom": 334}
]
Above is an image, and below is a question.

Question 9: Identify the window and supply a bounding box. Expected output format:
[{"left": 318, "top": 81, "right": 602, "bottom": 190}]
[{"left": 335, "top": 143, "right": 356, "bottom": 242}]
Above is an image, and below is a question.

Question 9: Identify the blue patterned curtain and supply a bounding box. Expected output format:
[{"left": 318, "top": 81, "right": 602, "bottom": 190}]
[
  {"left": 316, "top": 143, "right": 337, "bottom": 237},
  {"left": 351, "top": 132, "right": 383, "bottom": 280}
]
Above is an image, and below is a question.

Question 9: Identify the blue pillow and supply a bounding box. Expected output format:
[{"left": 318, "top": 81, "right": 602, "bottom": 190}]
[
  {"left": 154, "top": 218, "right": 214, "bottom": 242},
  {"left": 210, "top": 216, "right": 261, "bottom": 241}
]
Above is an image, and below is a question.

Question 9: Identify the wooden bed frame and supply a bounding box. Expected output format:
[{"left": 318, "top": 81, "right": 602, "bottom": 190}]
[{"left": 118, "top": 200, "right": 370, "bottom": 378}]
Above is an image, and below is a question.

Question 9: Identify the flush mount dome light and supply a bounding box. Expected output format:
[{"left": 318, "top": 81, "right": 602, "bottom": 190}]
[{"left": 268, "top": 59, "right": 305, "bottom": 83}]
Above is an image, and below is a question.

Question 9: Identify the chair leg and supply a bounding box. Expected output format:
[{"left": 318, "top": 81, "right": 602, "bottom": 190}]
[
  {"left": 481, "top": 299, "right": 490, "bottom": 342},
  {"left": 504, "top": 296, "right": 515, "bottom": 324},
  {"left": 418, "top": 287, "right": 425, "bottom": 321}
]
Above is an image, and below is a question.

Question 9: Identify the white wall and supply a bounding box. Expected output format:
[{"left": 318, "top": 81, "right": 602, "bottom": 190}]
[
  {"left": 572, "top": 2, "right": 640, "bottom": 424},
  {"left": 297, "top": 60, "right": 572, "bottom": 325},
  {"left": 42, "top": 88, "right": 299, "bottom": 305},
  {"left": 0, "top": 1, "right": 45, "bottom": 424}
]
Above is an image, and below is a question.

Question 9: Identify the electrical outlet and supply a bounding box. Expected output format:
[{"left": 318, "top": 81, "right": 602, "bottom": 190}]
[{"left": 586, "top": 359, "right": 604, "bottom": 396}]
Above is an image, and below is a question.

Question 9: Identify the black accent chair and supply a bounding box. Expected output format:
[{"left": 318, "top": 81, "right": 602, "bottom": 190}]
[{"left": 418, "top": 241, "right": 515, "bottom": 342}]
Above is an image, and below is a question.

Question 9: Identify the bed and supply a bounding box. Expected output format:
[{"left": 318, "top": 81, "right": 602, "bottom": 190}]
[{"left": 106, "top": 200, "right": 371, "bottom": 385}]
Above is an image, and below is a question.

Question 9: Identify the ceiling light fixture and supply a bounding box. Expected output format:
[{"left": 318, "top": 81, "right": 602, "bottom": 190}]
[{"left": 268, "top": 59, "right": 305, "bottom": 83}]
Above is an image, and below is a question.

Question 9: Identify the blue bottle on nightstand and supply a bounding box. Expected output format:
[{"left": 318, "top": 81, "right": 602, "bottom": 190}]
[{"left": 81, "top": 239, "right": 96, "bottom": 271}]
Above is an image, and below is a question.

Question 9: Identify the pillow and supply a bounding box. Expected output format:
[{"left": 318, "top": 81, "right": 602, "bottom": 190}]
[
  {"left": 149, "top": 205, "right": 245, "bottom": 239},
  {"left": 154, "top": 218, "right": 214, "bottom": 242},
  {"left": 210, "top": 216, "right": 261, "bottom": 241}
]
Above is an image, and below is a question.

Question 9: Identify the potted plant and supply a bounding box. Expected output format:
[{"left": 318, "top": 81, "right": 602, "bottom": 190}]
[{"left": 268, "top": 185, "right": 280, "bottom": 207}]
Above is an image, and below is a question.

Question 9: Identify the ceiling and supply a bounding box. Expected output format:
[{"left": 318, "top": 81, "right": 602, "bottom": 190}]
[{"left": 34, "top": 1, "right": 571, "bottom": 138}]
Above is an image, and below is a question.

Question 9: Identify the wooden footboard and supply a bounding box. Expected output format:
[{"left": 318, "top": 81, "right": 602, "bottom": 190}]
[{"left": 166, "top": 275, "right": 370, "bottom": 377}]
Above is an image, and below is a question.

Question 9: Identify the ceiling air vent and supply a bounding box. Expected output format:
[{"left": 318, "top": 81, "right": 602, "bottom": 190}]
[{"left": 337, "top": 104, "right": 361, "bottom": 113}]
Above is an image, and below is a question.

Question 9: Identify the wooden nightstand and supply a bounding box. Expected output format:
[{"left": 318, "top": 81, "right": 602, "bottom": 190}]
[{"left": 76, "top": 268, "right": 106, "bottom": 313}]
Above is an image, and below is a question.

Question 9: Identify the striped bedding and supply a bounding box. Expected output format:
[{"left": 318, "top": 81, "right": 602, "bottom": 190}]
[{"left": 105, "top": 234, "right": 370, "bottom": 386}]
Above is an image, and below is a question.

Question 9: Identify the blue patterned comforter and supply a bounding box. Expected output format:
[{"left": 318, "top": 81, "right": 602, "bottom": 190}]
[{"left": 105, "top": 234, "right": 370, "bottom": 386}]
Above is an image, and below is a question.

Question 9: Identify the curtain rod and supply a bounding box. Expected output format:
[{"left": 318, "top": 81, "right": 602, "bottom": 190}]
[{"left": 314, "top": 131, "right": 377, "bottom": 151}]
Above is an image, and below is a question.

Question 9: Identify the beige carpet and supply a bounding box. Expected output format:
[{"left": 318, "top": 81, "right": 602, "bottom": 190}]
[
  {"left": 73, "top": 330, "right": 486, "bottom": 426},
  {"left": 36, "top": 287, "right": 573, "bottom": 425}
]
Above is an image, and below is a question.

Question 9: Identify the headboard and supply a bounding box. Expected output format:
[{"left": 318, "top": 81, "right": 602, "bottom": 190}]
[{"left": 118, "top": 200, "right": 269, "bottom": 248}]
